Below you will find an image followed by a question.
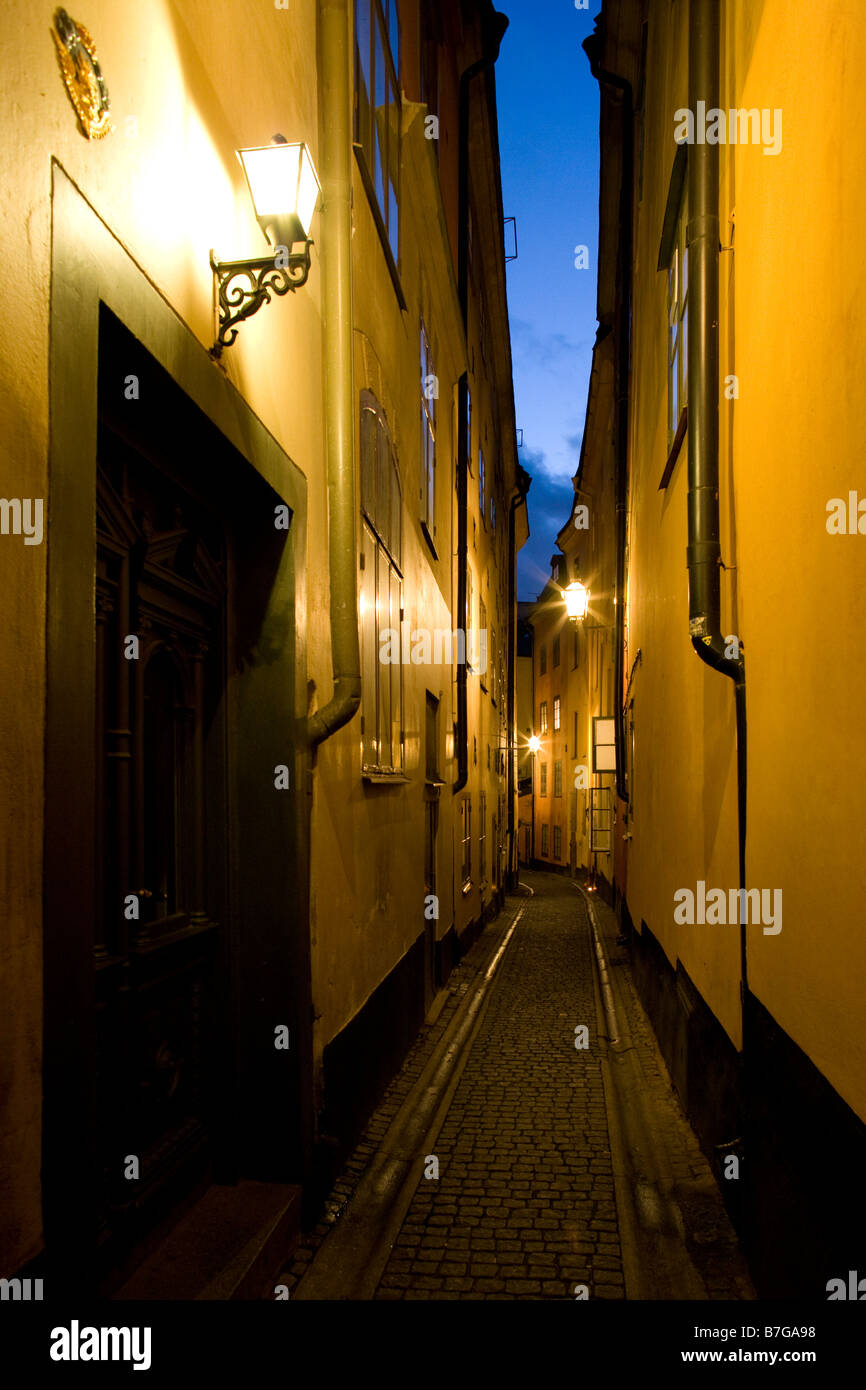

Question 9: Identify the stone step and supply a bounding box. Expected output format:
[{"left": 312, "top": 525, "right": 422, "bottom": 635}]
[{"left": 113, "top": 1181, "right": 301, "bottom": 1301}]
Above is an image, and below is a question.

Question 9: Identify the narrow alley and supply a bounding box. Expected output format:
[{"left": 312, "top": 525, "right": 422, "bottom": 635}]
[
  {"left": 4, "top": 0, "right": 866, "bottom": 1371},
  {"left": 281, "top": 872, "right": 753, "bottom": 1301}
]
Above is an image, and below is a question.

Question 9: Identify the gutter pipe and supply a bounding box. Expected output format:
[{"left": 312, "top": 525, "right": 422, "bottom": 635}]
[
  {"left": 687, "top": 0, "right": 748, "bottom": 1000},
  {"left": 582, "top": 27, "right": 632, "bottom": 806},
  {"left": 454, "top": 7, "right": 509, "bottom": 794},
  {"left": 506, "top": 468, "right": 530, "bottom": 887},
  {"left": 308, "top": 0, "right": 362, "bottom": 748}
]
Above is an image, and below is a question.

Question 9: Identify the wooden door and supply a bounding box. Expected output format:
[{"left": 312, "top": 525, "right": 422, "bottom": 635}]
[{"left": 94, "top": 435, "right": 229, "bottom": 1266}]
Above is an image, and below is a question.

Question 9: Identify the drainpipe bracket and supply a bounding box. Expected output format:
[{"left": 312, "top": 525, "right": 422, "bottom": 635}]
[
  {"left": 687, "top": 212, "right": 721, "bottom": 248},
  {"left": 686, "top": 541, "right": 722, "bottom": 567}
]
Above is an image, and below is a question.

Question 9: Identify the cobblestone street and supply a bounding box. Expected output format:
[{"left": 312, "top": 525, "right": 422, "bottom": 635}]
[
  {"left": 281, "top": 872, "right": 754, "bottom": 1301},
  {"left": 375, "top": 873, "right": 620, "bottom": 1300}
]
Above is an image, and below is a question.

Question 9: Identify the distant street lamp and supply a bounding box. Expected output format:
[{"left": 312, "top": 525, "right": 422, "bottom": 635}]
[
  {"left": 563, "top": 580, "right": 590, "bottom": 622},
  {"left": 528, "top": 734, "right": 541, "bottom": 754}
]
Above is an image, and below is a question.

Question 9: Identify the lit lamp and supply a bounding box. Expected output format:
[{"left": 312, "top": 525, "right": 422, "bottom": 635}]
[
  {"left": 528, "top": 734, "right": 541, "bottom": 754},
  {"left": 564, "top": 580, "right": 590, "bottom": 622},
  {"left": 210, "top": 136, "right": 321, "bottom": 358}
]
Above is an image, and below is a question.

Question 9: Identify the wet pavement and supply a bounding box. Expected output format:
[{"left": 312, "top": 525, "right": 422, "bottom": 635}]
[{"left": 278, "top": 871, "right": 755, "bottom": 1301}]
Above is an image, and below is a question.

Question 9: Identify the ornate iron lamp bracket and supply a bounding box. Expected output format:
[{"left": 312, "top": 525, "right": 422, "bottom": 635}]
[{"left": 209, "top": 240, "right": 313, "bottom": 358}]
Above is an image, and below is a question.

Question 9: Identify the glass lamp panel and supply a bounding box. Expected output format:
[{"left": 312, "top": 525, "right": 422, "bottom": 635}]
[
  {"left": 238, "top": 144, "right": 301, "bottom": 220},
  {"left": 296, "top": 146, "right": 321, "bottom": 237}
]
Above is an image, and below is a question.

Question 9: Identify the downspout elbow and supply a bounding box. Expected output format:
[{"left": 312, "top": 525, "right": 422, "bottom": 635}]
[{"left": 308, "top": 675, "right": 362, "bottom": 749}]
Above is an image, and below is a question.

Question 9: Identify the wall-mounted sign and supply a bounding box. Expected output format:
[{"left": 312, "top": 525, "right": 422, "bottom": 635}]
[
  {"left": 52, "top": 8, "right": 112, "bottom": 140},
  {"left": 593, "top": 715, "right": 616, "bottom": 773}
]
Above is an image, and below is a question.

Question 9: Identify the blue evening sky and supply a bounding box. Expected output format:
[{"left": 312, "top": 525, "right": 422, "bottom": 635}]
[{"left": 495, "top": 0, "right": 600, "bottom": 601}]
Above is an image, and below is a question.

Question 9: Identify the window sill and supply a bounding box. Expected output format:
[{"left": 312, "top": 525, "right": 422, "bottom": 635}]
[
  {"left": 659, "top": 405, "right": 687, "bottom": 490},
  {"left": 363, "top": 771, "right": 411, "bottom": 785}
]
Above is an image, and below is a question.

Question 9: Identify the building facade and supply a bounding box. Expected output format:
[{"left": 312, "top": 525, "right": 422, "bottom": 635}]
[
  {"left": 0, "top": 0, "right": 525, "bottom": 1293},
  {"left": 580, "top": 0, "right": 866, "bottom": 1295}
]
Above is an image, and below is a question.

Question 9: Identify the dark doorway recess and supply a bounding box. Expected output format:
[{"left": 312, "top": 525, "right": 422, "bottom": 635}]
[{"left": 44, "top": 303, "right": 306, "bottom": 1293}]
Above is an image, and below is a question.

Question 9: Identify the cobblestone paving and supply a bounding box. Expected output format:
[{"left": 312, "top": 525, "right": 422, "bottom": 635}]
[
  {"left": 374, "top": 873, "right": 621, "bottom": 1300},
  {"left": 275, "top": 904, "right": 518, "bottom": 1296},
  {"left": 282, "top": 870, "right": 754, "bottom": 1301}
]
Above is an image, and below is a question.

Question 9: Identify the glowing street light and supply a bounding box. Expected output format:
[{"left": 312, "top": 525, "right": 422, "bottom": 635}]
[
  {"left": 528, "top": 734, "right": 541, "bottom": 754},
  {"left": 563, "top": 580, "right": 590, "bottom": 622},
  {"left": 209, "top": 135, "right": 320, "bottom": 357}
]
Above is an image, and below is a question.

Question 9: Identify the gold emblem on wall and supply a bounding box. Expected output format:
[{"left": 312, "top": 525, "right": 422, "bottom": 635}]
[{"left": 52, "top": 8, "right": 112, "bottom": 139}]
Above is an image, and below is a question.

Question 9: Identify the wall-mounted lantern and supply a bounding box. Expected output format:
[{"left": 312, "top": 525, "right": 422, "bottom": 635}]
[
  {"left": 563, "top": 580, "right": 590, "bottom": 622},
  {"left": 210, "top": 136, "right": 321, "bottom": 358}
]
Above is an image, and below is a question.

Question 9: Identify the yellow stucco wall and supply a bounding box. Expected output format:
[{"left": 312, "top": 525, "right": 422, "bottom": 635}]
[
  {"left": 1, "top": 1, "right": 516, "bottom": 1269},
  {"left": 625, "top": 0, "right": 866, "bottom": 1119},
  {"left": 0, "top": 0, "right": 323, "bottom": 1272},
  {"left": 727, "top": 0, "right": 866, "bottom": 1116}
]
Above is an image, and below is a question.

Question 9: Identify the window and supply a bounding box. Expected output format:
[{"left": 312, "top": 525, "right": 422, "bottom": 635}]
[
  {"left": 354, "top": 0, "right": 401, "bottom": 266},
  {"left": 479, "top": 597, "right": 487, "bottom": 686},
  {"left": 540, "top": 644, "right": 547, "bottom": 676},
  {"left": 419, "top": 0, "right": 441, "bottom": 165},
  {"left": 466, "top": 565, "right": 473, "bottom": 658},
  {"left": 553, "top": 635, "right": 561, "bottom": 668},
  {"left": 541, "top": 823, "right": 549, "bottom": 857},
  {"left": 425, "top": 691, "right": 440, "bottom": 782},
  {"left": 465, "top": 386, "right": 473, "bottom": 474},
  {"left": 554, "top": 760, "right": 562, "bottom": 797},
  {"left": 420, "top": 320, "right": 436, "bottom": 541},
  {"left": 479, "top": 448, "right": 485, "bottom": 521},
  {"left": 360, "top": 392, "right": 403, "bottom": 773},
  {"left": 540, "top": 762, "right": 548, "bottom": 797},
  {"left": 667, "top": 186, "right": 688, "bottom": 446},
  {"left": 553, "top": 825, "right": 562, "bottom": 860},
  {"left": 539, "top": 701, "right": 548, "bottom": 734},
  {"left": 573, "top": 709, "right": 579, "bottom": 756},
  {"left": 461, "top": 797, "right": 471, "bottom": 885},
  {"left": 479, "top": 791, "right": 487, "bottom": 881},
  {"left": 553, "top": 696, "right": 561, "bottom": 731},
  {"left": 490, "top": 495, "right": 496, "bottom": 532}
]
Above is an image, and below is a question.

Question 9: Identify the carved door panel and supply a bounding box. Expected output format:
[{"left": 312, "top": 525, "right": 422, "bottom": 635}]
[{"left": 95, "top": 438, "right": 229, "bottom": 1259}]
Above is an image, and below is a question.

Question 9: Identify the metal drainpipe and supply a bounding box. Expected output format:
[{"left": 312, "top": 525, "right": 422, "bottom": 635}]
[
  {"left": 454, "top": 8, "right": 509, "bottom": 795},
  {"left": 687, "top": 0, "right": 748, "bottom": 1002},
  {"left": 308, "top": 0, "right": 361, "bottom": 749},
  {"left": 582, "top": 29, "right": 632, "bottom": 807},
  {"left": 506, "top": 471, "right": 530, "bottom": 887}
]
